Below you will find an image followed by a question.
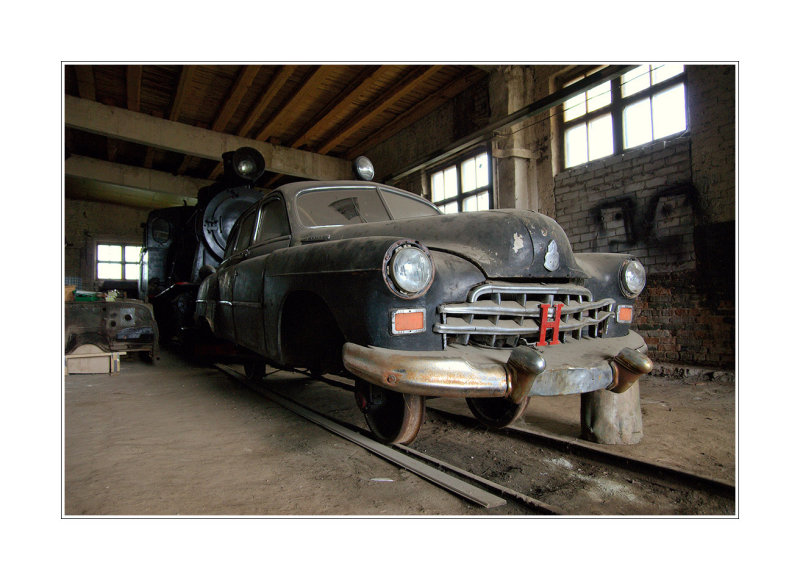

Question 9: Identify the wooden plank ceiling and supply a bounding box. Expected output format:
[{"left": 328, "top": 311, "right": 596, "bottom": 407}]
[{"left": 64, "top": 64, "right": 487, "bottom": 209}]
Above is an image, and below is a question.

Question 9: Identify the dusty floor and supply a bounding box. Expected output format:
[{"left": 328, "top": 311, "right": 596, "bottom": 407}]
[{"left": 63, "top": 348, "right": 735, "bottom": 516}]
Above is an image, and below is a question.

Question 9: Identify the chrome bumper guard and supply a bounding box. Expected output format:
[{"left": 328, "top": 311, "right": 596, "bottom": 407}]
[{"left": 342, "top": 333, "right": 652, "bottom": 400}]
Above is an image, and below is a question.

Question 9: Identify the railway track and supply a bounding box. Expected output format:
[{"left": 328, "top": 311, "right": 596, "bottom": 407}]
[
  {"left": 215, "top": 364, "right": 735, "bottom": 515},
  {"left": 429, "top": 406, "right": 736, "bottom": 502}
]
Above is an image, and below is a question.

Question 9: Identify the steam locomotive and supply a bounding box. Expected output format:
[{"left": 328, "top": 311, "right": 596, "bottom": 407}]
[{"left": 139, "top": 147, "right": 266, "bottom": 345}]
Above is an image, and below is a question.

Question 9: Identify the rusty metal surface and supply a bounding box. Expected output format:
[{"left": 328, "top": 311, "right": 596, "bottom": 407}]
[
  {"left": 608, "top": 347, "right": 654, "bottom": 393},
  {"left": 342, "top": 333, "right": 649, "bottom": 399},
  {"left": 65, "top": 300, "right": 158, "bottom": 357},
  {"left": 506, "top": 346, "right": 546, "bottom": 403},
  {"left": 342, "top": 342, "right": 510, "bottom": 398}
]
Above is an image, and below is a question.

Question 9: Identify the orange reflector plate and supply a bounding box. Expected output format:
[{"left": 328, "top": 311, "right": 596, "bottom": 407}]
[
  {"left": 392, "top": 309, "right": 425, "bottom": 334},
  {"left": 617, "top": 305, "right": 633, "bottom": 323}
]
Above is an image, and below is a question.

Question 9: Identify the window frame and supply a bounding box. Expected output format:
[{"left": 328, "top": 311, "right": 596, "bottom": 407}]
[
  {"left": 427, "top": 147, "right": 494, "bottom": 214},
  {"left": 253, "top": 194, "right": 291, "bottom": 245},
  {"left": 232, "top": 208, "right": 258, "bottom": 254},
  {"left": 560, "top": 65, "right": 688, "bottom": 170},
  {"left": 95, "top": 242, "right": 142, "bottom": 282}
]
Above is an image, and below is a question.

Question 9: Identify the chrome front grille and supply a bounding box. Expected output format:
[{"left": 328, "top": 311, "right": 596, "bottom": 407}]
[{"left": 434, "top": 282, "right": 615, "bottom": 348}]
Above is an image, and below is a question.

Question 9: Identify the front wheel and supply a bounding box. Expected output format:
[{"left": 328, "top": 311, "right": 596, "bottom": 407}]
[
  {"left": 466, "top": 396, "right": 529, "bottom": 429},
  {"left": 355, "top": 381, "right": 425, "bottom": 445}
]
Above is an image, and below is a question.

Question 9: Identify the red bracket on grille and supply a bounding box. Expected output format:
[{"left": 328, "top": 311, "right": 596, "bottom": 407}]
[{"left": 537, "top": 303, "right": 563, "bottom": 346}]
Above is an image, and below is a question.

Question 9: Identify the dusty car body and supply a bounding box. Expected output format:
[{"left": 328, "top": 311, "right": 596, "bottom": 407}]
[{"left": 196, "top": 180, "right": 652, "bottom": 443}]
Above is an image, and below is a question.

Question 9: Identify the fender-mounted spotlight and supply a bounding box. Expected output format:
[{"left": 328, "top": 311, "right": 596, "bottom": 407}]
[{"left": 353, "top": 156, "right": 375, "bottom": 181}]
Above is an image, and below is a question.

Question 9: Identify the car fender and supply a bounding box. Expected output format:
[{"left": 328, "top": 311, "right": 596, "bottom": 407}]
[{"left": 260, "top": 237, "right": 485, "bottom": 356}]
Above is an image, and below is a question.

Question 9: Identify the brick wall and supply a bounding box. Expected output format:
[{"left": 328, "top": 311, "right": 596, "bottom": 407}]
[
  {"left": 688, "top": 66, "right": 736, "bottom": 223},
  {"left": 636, "top": 269, "right": 735, "bottom": 367},
  {"left": 555, "top": 137, "right": 697, "bottom": 274},
  {"left": 553, "top": 65, "right": 735, "bottom": 369}
]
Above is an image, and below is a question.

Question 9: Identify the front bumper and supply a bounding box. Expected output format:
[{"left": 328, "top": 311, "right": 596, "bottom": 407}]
[{"left": 342, "top": 332, "right": 652, "bottom": 401}]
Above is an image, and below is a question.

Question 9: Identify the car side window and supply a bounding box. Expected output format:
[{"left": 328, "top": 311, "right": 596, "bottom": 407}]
[
  {"left": 233, "top": 211, "right": 257, "bottom": 253},
  {"left": 381, "top": 190, "right": 441, "bottom": 219},
  {"left": 255, "top": 197, "right": 290, "bottom": 243}
]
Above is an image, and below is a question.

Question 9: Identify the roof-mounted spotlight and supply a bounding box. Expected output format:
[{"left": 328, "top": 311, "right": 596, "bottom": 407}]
[
  {"left": 353, "top": 156, "right": 375, "bottom": 181},
  {"left": 222, "top": 147, "right": 266, "bottom": 184}
]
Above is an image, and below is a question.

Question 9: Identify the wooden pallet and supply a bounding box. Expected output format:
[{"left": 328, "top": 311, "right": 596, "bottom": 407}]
[{"left": 65, "top": 344, "right": 125, "bottom": 374}]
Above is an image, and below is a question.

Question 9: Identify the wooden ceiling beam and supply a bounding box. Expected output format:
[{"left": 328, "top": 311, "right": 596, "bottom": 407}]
[
  {"left": 238, "top": 65, "right": 297, "bottom": 138},
  {"left": 66, "top": 155, "right": 212, "bottom": 200},
  {"left": 65, "top": 176, "right": 198, "bottom": 210},
  {"left": 207, "top": 65, "right": 297, "bottom": 179},
  {"left": 290, "top": 65, "right": 385, "bottom": 149},
  {"left": 212, "top": 65, "right": 260, "bottom": 132},
  {"left": 126, "top": 65, "right": 142, "bottom": 112},
  {"left": 316, "top": 65, "right": 444, "bottom": 155},
  {"left": 122, "top": 65, "right": 144, "bottom": 167},
  {"left": 172, "top": 65, "right": 260, "bottom": 179},
  {"left": 346, "top": 68, "right": 487, "bottom": 157},
  {"left": 75, "top": 65, "right": 96, "bottom": 100},
  {"left": 65, "top": 95, "right": 352, "bottom": 180},
  {"left": 164, "top": 66, "right": 199, "bottom": 172},
  {"left": 254, "top": 66, "right": 328, "bottom": 142},
  {"left": 170, "top": 65, "right": 196, "bottom": 121}
]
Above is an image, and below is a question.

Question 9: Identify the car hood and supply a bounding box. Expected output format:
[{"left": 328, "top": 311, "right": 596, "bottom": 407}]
[{"left": 325, "top": 209, "right": 585, "bottom": 279}]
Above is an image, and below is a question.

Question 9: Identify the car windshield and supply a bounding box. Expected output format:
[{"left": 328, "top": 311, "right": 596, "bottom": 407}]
[{"left": 296, "top": 186, "right": 439, "bottom": 227}]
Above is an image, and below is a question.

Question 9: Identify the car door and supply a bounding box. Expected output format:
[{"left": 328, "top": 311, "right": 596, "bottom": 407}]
[
  {"left": 214, "top": 224, "right": 237, "bottom": 342},
  {"left": 232, "top": 196, "right": 291, "bottom": 354},
  {"left": 218, "top": 209, "right": 258, "bottom": 344}
]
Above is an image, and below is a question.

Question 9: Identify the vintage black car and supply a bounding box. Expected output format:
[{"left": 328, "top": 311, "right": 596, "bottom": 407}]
[{"left": 196, "top": 171, "right": 652, "bottom": 444}]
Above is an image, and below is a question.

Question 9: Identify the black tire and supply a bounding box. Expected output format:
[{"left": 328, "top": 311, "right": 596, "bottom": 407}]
[{"left": 466, "top": 396, "right": 529, "bottom": 429}]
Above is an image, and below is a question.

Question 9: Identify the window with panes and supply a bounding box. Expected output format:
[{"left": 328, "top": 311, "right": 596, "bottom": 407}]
[
  {"left": 96, "top": 243, "right": 142, "bottom": 281},
  {"left": 429, "top": 149, "right": 493, "bottom": 214},
  {"left": 562, "top": 64, "right": 687, "bottom": 169}
]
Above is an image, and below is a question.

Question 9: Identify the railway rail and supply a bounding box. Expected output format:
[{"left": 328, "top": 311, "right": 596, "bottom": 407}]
[{"left": 215, "top": 364, "right": 735, "bottom": 515}]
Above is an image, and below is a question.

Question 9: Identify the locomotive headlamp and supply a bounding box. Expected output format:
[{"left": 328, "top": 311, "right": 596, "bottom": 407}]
[
  {"left": 384, "top": 241, "right": 434, "bottom": 298},
  {"left": 353, "top": 156, "right": 375, "bottom": 181},
  {"left": 237, "top": 158, "right": 256, "bottom": 175},
  {"left": 230, "top": 147, "right": 266, "bottom": 182},
  {"left": 619, "top": 259, "right": 646, "bottom": 298}
]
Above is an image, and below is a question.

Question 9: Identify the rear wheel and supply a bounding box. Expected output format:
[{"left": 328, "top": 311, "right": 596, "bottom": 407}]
[
  {"left": 355, "top": 381, "right": 425, "bottom": 444},
  {"left": 466, "top": 396, "right": 529, "bottom": 429}
]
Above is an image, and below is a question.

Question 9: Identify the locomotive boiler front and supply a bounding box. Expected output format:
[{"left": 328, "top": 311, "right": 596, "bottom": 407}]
[
  {"left": 141, "top": 147, "right": 265, "bottom": 343},
  {"left": 193, "top": 146, "right": 268, "bottom": 267}
]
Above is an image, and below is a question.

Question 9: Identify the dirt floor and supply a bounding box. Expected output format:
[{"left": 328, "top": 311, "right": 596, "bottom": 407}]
[{"left": 63, "top": 348, "right": 735, "bottom": 516}]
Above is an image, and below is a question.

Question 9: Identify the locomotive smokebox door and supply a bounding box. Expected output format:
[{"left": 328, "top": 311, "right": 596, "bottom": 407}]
[{"left": 198, "top": 188, "right": 262, "bottom": 261}]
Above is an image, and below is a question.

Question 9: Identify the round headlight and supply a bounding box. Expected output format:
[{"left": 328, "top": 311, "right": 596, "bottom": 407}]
[
  {"left": 353, "top": 156, "right": 375, "bottom": 181},
  {"left": 620, "top": 259, "right": 646, "bottom": 297},
  {"left": 231, "top": 147, "right": 265, "bottom": 182},
  {"left": 237, "top": 158, "right": 256, "bottom": 176},
  {"left": 387, "top": 244, "right": 433, "bottom": 297}
]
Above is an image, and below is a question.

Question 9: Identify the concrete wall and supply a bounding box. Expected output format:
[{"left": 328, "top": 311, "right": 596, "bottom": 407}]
[
  {"left": 373, "top": 64, "right": 735, "bottom": 369},
  {"left": 65, "top": 199, "right": 150, "bottom": 291}
]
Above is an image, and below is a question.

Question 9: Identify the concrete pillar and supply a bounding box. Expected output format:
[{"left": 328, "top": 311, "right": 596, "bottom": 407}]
[
  {"left": 580, "top": 381, "right": 643, "bottom": 445},
  {"left": 491, "top": 66, "right": 535, "bottom": 211}
]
